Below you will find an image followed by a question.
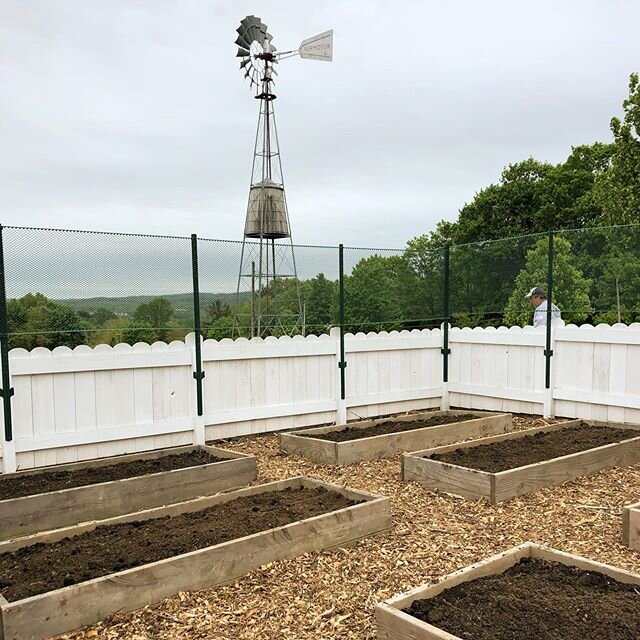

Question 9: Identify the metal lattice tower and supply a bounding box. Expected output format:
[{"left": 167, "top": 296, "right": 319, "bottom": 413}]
[{"left": 234, "top": 16, "right": 333, "bottom": 338}]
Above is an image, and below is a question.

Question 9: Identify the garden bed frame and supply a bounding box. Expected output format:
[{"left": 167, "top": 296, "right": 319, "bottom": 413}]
[
  {"left": 0, "top": 444, "right": 257, "bottom": 541},
  {"left": 623, "top": 500, "right": 640, "bottom": 550},
  {"left": 402, "top": 420, "right": 640, "bottom": 504},
  {"left": 0, "top": 476, "right": 391, "bottom": 640},
  {"left": 375, "top": 542, "right": 640, "bottom": 640},
  {"left": 280, "top": 410, "right": 512, "bottom": 465}
]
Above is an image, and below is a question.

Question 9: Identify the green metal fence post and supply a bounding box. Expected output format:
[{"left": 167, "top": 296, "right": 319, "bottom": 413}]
[
  {"left": 0, "top": 225, "right": 15, "bottom": 472},
  {"left": 338, "top": 244, "right": 346, "bottom": 406},
  {"left": 191, "top": 234, "right": 205, "bottom": 421},
  {"left": 544, "top": 230, "right": 554, "bottom": 391},
  {"left": 540, "top": 229, "right": 557, "bottom": 417},
  {"left": 440, "top": 243, "right": 451, "bottom": 409}
]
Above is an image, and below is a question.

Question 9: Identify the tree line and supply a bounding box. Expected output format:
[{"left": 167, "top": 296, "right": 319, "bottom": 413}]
[{"left": 7, "top": 73, "right": 640, "bottom": 348}]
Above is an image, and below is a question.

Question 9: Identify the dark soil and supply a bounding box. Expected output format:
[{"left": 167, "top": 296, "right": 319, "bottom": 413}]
[
  {"left": 0, "top": 449, "right": 227, "bottom": 501},
  {"left": 310, "top": 414, "right": 477, "bottom": 442},
  {"left": 427, "top": 423, "right": 640, "bottom": 472},
  {"left": 403, "top": 557, "right": 640, "bottom": 640},
  {"left": 0, "top": 486, "right": 361, "bottom": 602}
]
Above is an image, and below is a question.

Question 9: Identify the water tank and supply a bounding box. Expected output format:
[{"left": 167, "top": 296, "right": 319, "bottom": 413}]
[{"left": 244, "top": 180, "right": 290, "bottom": 239}]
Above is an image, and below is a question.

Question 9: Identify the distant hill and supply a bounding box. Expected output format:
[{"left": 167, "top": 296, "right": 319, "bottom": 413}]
[{"left": 54, "top": 292, "right": 248, "bottom": 316}]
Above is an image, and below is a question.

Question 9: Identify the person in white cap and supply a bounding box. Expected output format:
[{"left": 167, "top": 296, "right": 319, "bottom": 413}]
[{"left": 526, "top": 287, "right": 561, "bottom": 328}]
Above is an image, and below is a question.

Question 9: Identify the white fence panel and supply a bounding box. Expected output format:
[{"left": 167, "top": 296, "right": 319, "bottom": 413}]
[
  {"left": 448, "top": 326, "right": 546, "bottom": 414},
  {"left": 201, "top": 334, "right": 337, "bottom": 441},
  {"left": 6, "top": 341, "right": 194, "bottom": 471},
  {"left": 553, "top": 323, "right": 640, "bottom": 423},
  {"left": 345, "top": 329, "right": 442, "bottom": 419}
]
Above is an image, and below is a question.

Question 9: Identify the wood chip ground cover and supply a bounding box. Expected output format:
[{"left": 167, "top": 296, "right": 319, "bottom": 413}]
[
  {"left": 0, "top": 450, "right": 226, "bottom": 500},
  {"left": 308, "top": 413, "right": 477, "bottom": 442},
  {"left": 50, "top": 415, "right": 640, "bottom": 640},
  {"left": 428, "top": 423, "right": 640, "bottom": 472},
  {"left": 403, "top": 557, "right": 640, "bottom": 640}
]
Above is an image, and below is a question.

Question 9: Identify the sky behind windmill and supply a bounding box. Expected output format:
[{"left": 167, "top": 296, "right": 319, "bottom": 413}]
[{"left": 1, "top": 0, "right": 638, "bottom": 249}]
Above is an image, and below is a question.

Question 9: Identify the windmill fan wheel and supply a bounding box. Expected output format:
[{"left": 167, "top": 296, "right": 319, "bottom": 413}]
[{"left": 235, "top": 15, "right": 278, "bottom": 91}]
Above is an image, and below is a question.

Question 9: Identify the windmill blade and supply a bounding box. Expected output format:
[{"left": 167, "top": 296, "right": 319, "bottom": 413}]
[
  {"left": 236, "top": 47, "right": 250, "bottom": 57},
  {"left": 237, "top": 21, "right": 255, "bottom": 44},
  {"left": 249, "top": 25, "right": 265, "bottom": 44},
  {"left": 240, "top": 15, "right": 259, "bottom": 31},
  {"left": 235, "top": 34, "right": 251, "bottom": 49},
  {"left": 240, "top": 57, "right": 251, "bottom": 69}
]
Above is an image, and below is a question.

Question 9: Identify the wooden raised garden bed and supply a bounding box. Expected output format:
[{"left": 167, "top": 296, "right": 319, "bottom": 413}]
[
  {"left": 402, "top": 419, "right": 640, "bottom": 504},
  {"left": 0, "top": 476, "right": 391, "bottom": 640},
  {"left": 376, "top": 542, "right": 640, "bottom": 640},
  {"left": 280, "top": 410, "right": 512, "bottom": 465},
  {"left": 0, "top": 444, "right": 257, "bottom": 541},
  {"left": 623, "top": 500, "right": 640, "bottom": 550}
]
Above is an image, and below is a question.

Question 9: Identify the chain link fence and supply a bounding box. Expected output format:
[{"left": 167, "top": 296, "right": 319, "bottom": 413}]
[{"left": 2, "top": 223, "right": 640, "bottom": 351}]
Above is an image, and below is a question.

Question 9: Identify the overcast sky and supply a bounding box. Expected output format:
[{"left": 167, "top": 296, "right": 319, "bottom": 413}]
[{"left": 1, "top": 0, "right": 638, "bottom": 249}]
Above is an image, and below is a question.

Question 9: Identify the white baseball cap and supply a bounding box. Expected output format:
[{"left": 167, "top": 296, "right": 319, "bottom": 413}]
[{"left": 525, "top": 287, "right": 546, "bottom": 299}]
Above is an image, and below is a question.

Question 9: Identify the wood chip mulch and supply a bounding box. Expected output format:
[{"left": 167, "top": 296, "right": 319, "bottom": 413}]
[{"left": 55, "top": 415, "right": 640, "bottom": 640}]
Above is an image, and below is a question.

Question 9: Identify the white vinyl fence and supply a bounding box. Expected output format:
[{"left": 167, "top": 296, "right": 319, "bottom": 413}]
[{"left": 1, "top": 323, "right": 640, "bottom": 472}]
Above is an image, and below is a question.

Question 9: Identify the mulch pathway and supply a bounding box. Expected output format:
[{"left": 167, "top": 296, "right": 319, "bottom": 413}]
[{"left": 45, "top": 415, "right": 640, "bottom": 640}]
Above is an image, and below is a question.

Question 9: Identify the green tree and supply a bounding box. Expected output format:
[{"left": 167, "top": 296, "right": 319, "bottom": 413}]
[
  {"left": 343, "top": 254, "right": 408, "bottom": 333},
  {"left": 303, "top": 273, "right": 337, "bottom": 335},
  {"left": 122, "top": 320, "right": 158, "bottom": 345},
  {"left": 45, "top": 304, "right": 86, "bottom": 349},
  {"left": 404, "top": 234, "right": 446, "bottom": 325},
  {"left": 92, "top": 307, "right": 117, "bottom": 326},
  {"left": 504, "top": 237, "right": 592, "bottom": 326},
  {"left": 206, "top": 315, "right": 235, "bottom": 341},
  {"left": 7, "top": 294, "right": 87, "bottom": 350},
  {"left": 132, "top": 297, "right": 174, "bottom": 341},
  {"left": 205, "top": 299, "right": 231, "bottom": 323},
  {"left": 594, "top": 73, "right": 640, "bottom": 225}
]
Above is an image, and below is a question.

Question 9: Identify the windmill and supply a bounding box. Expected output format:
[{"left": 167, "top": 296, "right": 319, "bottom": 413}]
[{"left": 234, "top": 16, "right": 333, "bottom": 338}]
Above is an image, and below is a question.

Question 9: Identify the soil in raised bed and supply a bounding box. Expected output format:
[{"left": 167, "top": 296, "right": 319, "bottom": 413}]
[
  {"left": 310, "top": 414, "right": 477, "bottom": 443},
  {"left": 0, "top": 486, "right": 362, "bottom": 602},
  {"left": 403, "top": 557, "right": 640, "bottom": 640},
  {"left": 0, "top": 449, "right": 227, "bottom": 501},
  {"left": 427, "top": 423, "right": 639, "bottom": 473}
]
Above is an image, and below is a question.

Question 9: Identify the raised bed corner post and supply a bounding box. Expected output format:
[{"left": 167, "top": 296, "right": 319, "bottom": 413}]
[
  {"left": 191, "top": 234, "right": 206, "bottom": 444},
  {"left": 0, "top": 224, "right": 16, "bottom": 473},
  {"left": 337, "top": 244, "right": 347, "bottom": 424},
  {"left": 543, "top": 229, "right": 555, "bottom": 418},
  {"left": 440, "top": 242, "right": 451, "bottom": 410}
]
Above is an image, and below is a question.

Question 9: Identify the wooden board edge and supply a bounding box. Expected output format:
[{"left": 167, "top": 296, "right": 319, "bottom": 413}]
[
  {"left": 0, "top": 476, "right": 387, "bottom": 553},
  {"left": 285, "top": 410, "right": 511, "bottom": 439},
  {"left": 375, "top": 601, "right": 454, "bottom": 640},
  {"left": 528, "top": 543, "right": 640, "bottom": 584},
  {"left": 622, "top": 502, "right": 640, "bottom": 550},
  {"left": 492, "top": 437, "right": 640, "bottom": 503},
  {"left": 411, "top": 422, "right": 577, "bottom": 457},
  {"left": 381, "top": 543, "right": 533, "bottom": 610}
]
